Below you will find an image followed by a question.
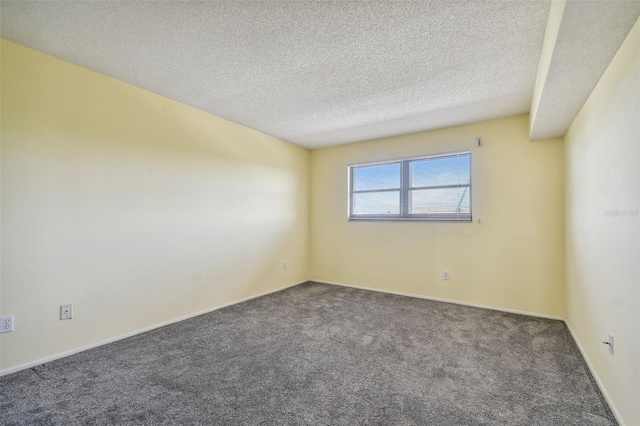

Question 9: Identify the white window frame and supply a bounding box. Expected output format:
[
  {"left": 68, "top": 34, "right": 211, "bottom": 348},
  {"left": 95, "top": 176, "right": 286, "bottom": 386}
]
[{"left": 348, "top": 151, "right": 472, "bottom": 222}]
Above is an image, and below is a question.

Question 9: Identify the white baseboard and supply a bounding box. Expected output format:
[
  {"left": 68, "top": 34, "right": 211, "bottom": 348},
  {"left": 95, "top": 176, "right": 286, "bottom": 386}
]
[
  {"left": 311, "top": 279, "right": 564, "bottom": 321},
  {"left": 0, "top": 280, "right": 307, "bottom": 377},
  {"left": 2, "top": 278, "right": 621, "bottom": 424},
  {"left": 565, "top": 322, "right": 624, "bottom": 426}
]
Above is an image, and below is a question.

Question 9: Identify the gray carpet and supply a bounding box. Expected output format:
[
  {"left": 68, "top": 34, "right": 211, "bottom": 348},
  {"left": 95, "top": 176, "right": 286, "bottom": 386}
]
[{"left": 0, "top": 282, "right": 615, "bottom": 425}]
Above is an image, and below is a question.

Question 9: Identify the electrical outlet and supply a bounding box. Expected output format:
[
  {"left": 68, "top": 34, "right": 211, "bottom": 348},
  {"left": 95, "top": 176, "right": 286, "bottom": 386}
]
[
  {"left": 0, "top": 315, "right": 14, "bottom": 333},
  {"left": 606, "top": 334, "right": 614, "bottom": 355},
  {"left": 60, "top": 304, "right": 73, "bottom": 320},
  {"left": 443, "top": 271, "right": 450, "bottom": 280},
  {"left": 283, "top": 262, "right": 288, "bottom": 270}
]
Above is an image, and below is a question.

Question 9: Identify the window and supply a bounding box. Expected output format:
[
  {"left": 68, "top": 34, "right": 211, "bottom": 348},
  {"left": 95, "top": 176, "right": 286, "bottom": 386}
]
[{"left": 348, "top": 151, "right": 471, "bottom": 221}]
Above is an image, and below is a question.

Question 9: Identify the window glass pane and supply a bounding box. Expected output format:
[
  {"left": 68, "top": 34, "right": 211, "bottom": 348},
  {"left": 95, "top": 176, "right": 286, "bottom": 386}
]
[
  {"left": 410, "top": 155, "right": 470, "bottom": 188},
  {"left": 410, "top": 187, "right": 470, "bottom": 215},
  {"left": 354, "top": 163, "right": 400, "bottom": 191},
  {"left": 353, "top": 191, "right": 400, "bottom": 215}
]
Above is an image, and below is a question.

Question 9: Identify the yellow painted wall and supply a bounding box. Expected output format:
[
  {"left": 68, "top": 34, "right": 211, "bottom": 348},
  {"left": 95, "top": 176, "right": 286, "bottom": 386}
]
[
  {"left": 3, "top": 19, "right": 637, "bottom": 423},
  {"left": 564, "top": 18, "right": 639, "bottom": 426},
  {"left": 0, "top": 40, "right": 310, "bottom": 372},
  {"left": 310, "top": 115, "right": 565, "bottom": 318}
]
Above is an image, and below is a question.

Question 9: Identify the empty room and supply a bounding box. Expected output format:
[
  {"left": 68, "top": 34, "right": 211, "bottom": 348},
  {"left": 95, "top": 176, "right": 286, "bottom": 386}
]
[{"left": 1, "top": 1, "right": 638, "bottom": 425}]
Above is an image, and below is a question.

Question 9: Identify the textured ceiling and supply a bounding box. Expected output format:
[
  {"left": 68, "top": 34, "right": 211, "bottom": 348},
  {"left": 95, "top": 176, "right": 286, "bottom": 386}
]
[{"left": 3, "top": 1, "right": 555, "bottom": 149}]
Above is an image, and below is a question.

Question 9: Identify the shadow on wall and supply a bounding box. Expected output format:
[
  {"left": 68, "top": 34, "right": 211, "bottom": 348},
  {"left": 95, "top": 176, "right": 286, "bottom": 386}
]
[{"left": 1, "top": 39, "right": 310, "bottom": 370}]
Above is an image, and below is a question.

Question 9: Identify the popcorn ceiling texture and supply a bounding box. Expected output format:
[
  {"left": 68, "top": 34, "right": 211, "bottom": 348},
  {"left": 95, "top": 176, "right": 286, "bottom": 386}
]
[{"left": 0, "top": 0, "right": 551, "bottom": 149}]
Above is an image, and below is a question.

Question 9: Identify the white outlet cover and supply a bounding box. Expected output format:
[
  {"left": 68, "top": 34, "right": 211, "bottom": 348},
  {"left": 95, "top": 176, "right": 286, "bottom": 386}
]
[
  {"left": 61, "top": 304, "right": 73, "bottom": 320},
  {"left": 0, "top": 315, "right": 15, "bottom": 333},
  {"left": 443, "top": 271, "right": 450, "bottom": 280}
]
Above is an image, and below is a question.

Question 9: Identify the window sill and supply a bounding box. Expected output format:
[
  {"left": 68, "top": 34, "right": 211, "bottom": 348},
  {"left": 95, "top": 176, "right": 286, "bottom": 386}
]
[{"left": 348, "top": 217, "right": 472, "bottom": 223}]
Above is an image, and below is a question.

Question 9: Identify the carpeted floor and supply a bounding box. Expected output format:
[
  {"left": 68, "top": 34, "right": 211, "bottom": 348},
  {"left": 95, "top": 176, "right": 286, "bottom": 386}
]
[{"left": 0, "top": 282, "right": 615, "bottom": 425}]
